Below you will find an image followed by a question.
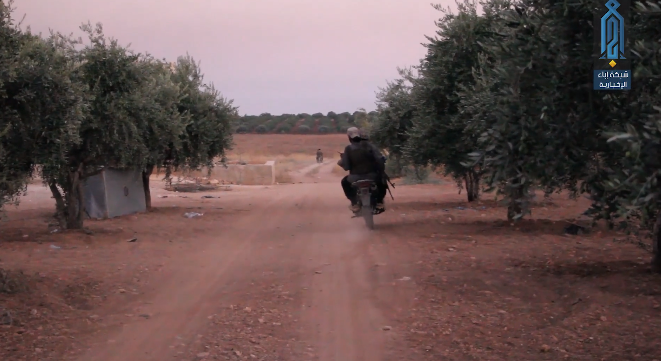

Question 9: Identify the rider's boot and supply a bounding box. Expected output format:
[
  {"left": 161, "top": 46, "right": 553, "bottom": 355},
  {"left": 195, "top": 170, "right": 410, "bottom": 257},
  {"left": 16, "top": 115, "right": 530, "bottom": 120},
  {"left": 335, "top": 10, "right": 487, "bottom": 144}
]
[
  {"left": 375, "top": 201, "right": 385, "bottom": 211},
  {"left": 350, "top": 200, "right": 361, "bottom": 213}
]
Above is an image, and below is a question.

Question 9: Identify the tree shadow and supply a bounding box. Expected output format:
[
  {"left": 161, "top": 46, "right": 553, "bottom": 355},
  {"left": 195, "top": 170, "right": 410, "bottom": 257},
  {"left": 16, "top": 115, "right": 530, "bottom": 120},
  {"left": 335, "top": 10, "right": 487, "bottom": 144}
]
[
  {"left": 391, "top": 196, "right": 561, "bottom": 212},
  {"left": 376, "top": 215, "right": 582, "bottom": 238},
  {"left": 543, "top": 260, "right": 652, "bottom": 278}
]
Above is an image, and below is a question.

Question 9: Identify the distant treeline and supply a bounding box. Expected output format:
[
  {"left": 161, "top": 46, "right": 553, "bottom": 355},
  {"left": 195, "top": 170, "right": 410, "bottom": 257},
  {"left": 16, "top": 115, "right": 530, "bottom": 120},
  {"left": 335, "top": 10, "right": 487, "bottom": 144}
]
[{"left": 234, "top": 111, "right": 378, "bottom": 134}]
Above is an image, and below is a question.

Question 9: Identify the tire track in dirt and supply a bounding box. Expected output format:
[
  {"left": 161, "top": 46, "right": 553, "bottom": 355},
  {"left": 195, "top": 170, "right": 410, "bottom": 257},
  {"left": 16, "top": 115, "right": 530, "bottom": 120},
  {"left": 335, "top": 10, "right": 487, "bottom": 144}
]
[
  {"left": 76, "top": 167, "right": 416, "bottom": 361},
  {"left": 295, "top": 182, "right": 416, "bottom": 361},
  {"left": 76, "top": 189, "right": 296, "bottom": 361}
]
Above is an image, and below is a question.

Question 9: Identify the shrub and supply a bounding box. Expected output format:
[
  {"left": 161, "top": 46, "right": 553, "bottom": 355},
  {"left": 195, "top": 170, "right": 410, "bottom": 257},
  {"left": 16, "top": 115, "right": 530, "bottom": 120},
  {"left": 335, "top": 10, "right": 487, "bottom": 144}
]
[
  {"left": 254, "top": 125, "right": 267, "bottom": 133},
  {"left": 297, "top": 125, "right": 310, "bottom": 133},
  {"left": 402, "top": 165, "right": 431, "bottom": 184},
  {"left": 385, "top": 156, "right": 407, "bottom": 178}
]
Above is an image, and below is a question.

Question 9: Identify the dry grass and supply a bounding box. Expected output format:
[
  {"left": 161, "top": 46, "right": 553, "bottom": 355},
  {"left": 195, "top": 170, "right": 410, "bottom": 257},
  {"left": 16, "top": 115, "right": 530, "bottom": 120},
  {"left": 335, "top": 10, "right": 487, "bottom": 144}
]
[{"left": 226, "top": 134, "right": 348, "bottom": 183}]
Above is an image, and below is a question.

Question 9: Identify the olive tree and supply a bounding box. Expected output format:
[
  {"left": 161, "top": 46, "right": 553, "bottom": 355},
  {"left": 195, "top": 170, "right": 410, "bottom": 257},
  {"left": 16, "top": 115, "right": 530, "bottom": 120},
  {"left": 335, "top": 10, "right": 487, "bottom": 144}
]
[
  {"left": 165, "top": 55, "right": 236, "bottom": 181},
  {"left": 370, "top": 69, "right": 417, "bottom": 178},
  {"left": 130, "top": 57, "right": 184, "bottom": 210},
  {"left": 0, "top": 7, "right": 86, "bottom": 215},
  {"left": 43, "top": 23, "right": 152, "bottom": 229},
  {"left": 404, "top": 1, "right": 493, "bottom": 201},
  {"left": 597, "top": 0, "right": 661, "bottom": 271},
  {"left": 0, "top": 2, "right": 30, "bottom": 210}
]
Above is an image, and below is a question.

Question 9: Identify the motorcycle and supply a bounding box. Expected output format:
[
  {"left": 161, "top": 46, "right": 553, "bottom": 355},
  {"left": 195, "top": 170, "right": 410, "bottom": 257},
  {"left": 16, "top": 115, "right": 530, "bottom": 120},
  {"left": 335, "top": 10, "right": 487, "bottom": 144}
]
[
  {"left": 351, "top": 179, "right": 384, "bottom": 230},
  {"left": 316, "top": 155, "right": 323, "bottom": 163}
]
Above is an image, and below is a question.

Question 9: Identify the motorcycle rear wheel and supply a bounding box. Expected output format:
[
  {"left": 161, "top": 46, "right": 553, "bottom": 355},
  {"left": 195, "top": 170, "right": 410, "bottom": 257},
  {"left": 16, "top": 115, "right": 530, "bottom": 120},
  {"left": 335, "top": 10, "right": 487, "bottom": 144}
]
[{"left": 362, "top": 205, "right": 374, "bottom": 229}]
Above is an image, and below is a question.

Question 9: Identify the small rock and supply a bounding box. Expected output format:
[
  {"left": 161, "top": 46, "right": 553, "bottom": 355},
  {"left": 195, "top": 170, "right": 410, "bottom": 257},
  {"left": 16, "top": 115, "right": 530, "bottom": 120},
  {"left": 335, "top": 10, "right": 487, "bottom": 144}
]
[
  {"left": 447, "top": 247, "right": 456, "bottom": 252},
  {"left": 127, "top": 238, "right": 137, "bottom": 243},
  {"left": 600, "top": 316, "right": 607, "bottom": 321},
  {"left": 540, "top": 344, "right": 551, "bottom": 352},
  {"left": 244, "top": 307, "right": 251, "bottom": 312},
  {"left": 258, "top": 318, "right": 265, "bottom": 323},
  {"left": 197, "top": 352, "right": 210, "bottom": 358},
  {"left": 234, "top": 350, "right": 242, "bottom": 356},
  {"left": 315, "top": 271, "right": 322, "bottom": 274},
  {"left": 117, "top": 289, "right": 126, "bottom": 293},
  {"left": 382, "top": 326, "right": 392, "bottom": 331}
]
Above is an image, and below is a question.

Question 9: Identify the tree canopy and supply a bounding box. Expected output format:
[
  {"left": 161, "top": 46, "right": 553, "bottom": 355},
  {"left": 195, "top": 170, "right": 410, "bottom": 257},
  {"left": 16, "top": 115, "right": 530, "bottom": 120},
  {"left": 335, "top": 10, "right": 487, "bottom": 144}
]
[
  {"left": 0, "top": 3, "right": 236, "bottom": 228},
  {"left": 368, "top": 0, "right": 661, "bottom": 270}
]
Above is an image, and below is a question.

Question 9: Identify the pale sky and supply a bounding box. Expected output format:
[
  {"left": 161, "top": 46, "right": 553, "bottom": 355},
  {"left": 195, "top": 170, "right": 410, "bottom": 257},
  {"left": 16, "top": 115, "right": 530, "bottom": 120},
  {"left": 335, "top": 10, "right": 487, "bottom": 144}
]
[{"left": 14, "top": 0, "right": 451, "bottom": 115}]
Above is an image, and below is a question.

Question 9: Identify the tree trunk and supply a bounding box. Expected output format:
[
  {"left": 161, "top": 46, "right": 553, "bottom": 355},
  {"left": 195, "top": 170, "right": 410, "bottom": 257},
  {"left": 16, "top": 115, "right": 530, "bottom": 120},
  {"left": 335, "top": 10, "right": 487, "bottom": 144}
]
[
  {"left": 507, "top": 186, "right": 524, "bottom": 221},
  {"left": 48, "top": 169, "right": 85, "bottom": 229},
  {"left": 65, "top": 170, "right": 85, "bottom": 229},
  {"left": 142, "top": 166, "right": 153, "bottom": 211},
  {"left": 652, "top": 211, "right": 661, "bottom": 273},
  {"left": 48, "top": 181, "right": 67, "bottom": 228},
  {"left": 464, "top": 170, "right": 480, "bottom": 202}
]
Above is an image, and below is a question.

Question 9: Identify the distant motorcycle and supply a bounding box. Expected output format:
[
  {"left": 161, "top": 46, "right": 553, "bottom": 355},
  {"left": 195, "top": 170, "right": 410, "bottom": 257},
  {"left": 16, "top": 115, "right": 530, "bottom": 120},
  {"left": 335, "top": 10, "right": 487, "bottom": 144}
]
[
  {"left": 351, "top": 179, "right": 383, "bottom": 230},
  {"left": 316, "top": 155, "right": 323, "bottom": 163}
]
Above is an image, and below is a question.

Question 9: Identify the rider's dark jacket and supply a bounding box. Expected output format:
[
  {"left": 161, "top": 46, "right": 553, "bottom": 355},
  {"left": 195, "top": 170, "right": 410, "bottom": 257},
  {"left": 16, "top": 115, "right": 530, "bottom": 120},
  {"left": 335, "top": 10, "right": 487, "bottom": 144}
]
[{"left": 338, "top": 139, "right": 385, "bottom": 181}]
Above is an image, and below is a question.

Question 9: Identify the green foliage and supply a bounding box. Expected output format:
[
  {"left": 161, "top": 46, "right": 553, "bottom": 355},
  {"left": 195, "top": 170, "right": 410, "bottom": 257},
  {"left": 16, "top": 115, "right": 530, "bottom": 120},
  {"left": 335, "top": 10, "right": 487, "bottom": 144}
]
[
  {"left": 402, "top": 165, "right": 432, "bottom": 185},
  {"left": 168, "top": 55, "right": 236, "bottom": 173},
  {"left": 0, "top": 9, "right": 87, "bottom": 212},
  {"left": 370, "top": 69, "right": 416, "bottom": 159},
  {"left": 369, "top": 0, "right": 661, "bottom": 267},
  {"left": 384, "top": 155, "right": 408, "bottom": 178},
  {"left": 0, "top": 3, "right": 235, "bottom": 228}
]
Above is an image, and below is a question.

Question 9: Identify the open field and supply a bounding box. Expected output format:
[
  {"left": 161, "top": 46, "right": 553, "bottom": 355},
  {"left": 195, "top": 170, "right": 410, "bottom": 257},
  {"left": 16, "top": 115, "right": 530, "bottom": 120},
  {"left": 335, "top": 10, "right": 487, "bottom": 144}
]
[
  {"left": 227, "top": 134, "right": 347, "bottom": 161},
  {"left": 226, "top": 134, "right": 347, "bottom": 183},
  {"left": 0, "top": 146, "right": 660, "bottom": 361}
]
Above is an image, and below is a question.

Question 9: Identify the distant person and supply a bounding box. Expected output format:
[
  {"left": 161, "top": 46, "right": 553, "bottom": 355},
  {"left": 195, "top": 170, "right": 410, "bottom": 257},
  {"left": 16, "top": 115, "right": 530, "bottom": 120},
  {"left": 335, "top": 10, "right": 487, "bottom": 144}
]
[
  {"left": 337, "top": 127, "right": 387, "bottom": 213},
  {"left": 316, "top": 149, "right": 323, "bottom": 163}
]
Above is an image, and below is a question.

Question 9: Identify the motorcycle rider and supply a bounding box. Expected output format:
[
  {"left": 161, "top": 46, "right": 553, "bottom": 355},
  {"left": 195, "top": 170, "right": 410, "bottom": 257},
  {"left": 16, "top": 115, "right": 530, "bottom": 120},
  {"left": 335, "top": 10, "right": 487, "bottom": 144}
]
[{"left": 337, "top": 127, "right": 387, "bottom": 213}]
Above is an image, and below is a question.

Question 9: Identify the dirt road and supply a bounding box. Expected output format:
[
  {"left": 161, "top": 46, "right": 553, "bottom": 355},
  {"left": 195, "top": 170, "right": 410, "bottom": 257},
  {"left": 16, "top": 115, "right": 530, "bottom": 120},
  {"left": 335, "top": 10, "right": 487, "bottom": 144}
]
[
  {"left": 4, "top": 159, "right": 660, "bottom": 360},
  {"left": 76, "top": 161, "right": 416, "bottom": 361}
]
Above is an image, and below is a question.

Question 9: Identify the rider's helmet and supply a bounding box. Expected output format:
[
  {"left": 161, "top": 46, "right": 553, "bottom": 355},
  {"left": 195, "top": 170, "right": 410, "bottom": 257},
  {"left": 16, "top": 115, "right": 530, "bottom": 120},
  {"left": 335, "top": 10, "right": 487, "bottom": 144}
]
[{"left": 347, "top": 127, "right": 361, "bottom": 141}]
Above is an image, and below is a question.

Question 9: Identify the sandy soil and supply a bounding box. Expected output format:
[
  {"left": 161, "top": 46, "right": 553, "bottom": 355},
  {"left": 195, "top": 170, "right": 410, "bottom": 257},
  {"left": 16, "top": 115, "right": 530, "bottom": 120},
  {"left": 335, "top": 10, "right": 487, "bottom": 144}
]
[{"left": 1, "top": 159, "right": 660, "bottom": 361}]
